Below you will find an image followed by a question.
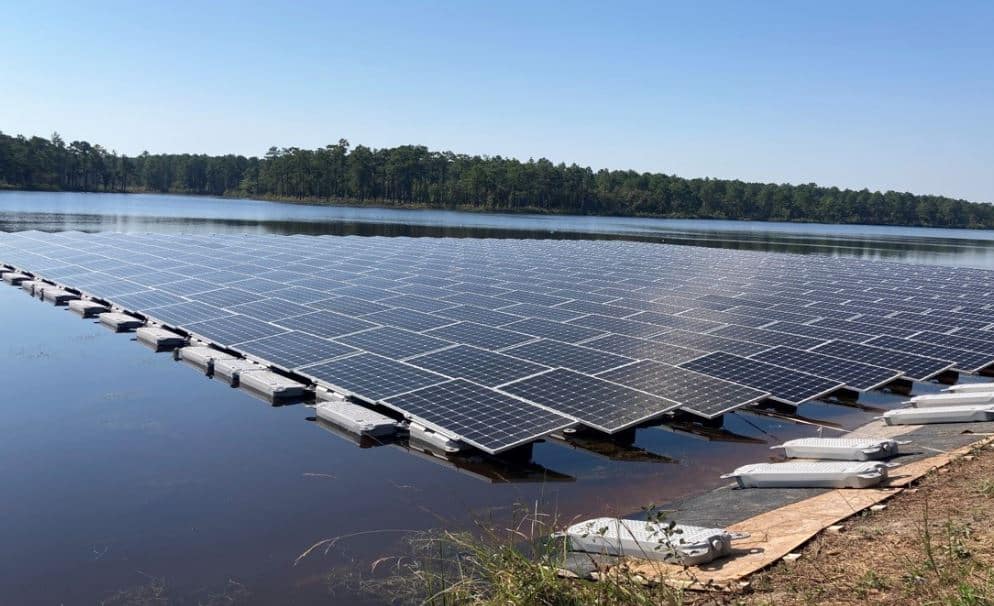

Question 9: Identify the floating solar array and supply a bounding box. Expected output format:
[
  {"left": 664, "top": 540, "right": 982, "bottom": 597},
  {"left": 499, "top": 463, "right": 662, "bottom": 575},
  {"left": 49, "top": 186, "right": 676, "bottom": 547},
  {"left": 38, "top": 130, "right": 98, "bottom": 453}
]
[{"left": 4, "top": 231, "right": 994, "bottom": 454}]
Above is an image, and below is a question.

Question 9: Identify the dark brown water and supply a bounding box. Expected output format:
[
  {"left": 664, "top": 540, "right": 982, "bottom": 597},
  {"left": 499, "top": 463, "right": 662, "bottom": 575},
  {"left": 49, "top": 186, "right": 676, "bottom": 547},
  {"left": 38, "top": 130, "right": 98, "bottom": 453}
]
[{"left": 0, "top": 191, "right": 986, "bottom": 604}]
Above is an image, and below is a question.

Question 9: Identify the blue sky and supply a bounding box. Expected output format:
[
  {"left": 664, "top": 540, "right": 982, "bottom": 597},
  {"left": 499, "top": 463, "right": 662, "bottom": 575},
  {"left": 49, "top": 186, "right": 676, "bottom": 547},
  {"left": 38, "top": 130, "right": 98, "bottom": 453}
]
[{"left": 2, "top": 0, "right": 992, "bottom": 202}]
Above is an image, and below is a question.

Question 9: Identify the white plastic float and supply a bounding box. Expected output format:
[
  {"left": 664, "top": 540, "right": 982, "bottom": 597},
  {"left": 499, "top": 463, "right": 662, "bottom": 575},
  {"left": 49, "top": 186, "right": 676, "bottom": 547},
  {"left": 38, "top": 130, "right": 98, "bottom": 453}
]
[
  {"left": 772, "top": 437, "right": 905, "bottom": 461},
  {"left": 136, "top": 326, "right": 187, "bottom": 350},
  {"left": 315, "top": 395, "right": 399, "bottom": 438},
  {"left": 721, "top": 461, "right": 894, "bottom": 489},
  {"left": 98, "top": 312, "right": 144, "bottom": 332},
  {"left": 945, "top": 382, "right": 994, "bottom": 394},
  {"left": 19, "top": 280, "right": 43, "bottom": 295},
  {"left": 211, "top": 358, "right": 261, "bottom": 382},
  {"left": 42, "top": 288, "right": 79, "bottom": 305},
  {"left": 2, "top": 272, "right": 29, "bottom": 285},
  {"left": 908, "top": 392, "right": 994, "bottom": 408},
  {"left": 177, "top": 345, "right": 236, "bottom": 373},
  {"left": 236, "top": 369, "right": 310, "bottom": 403},
  {"left": 883, "top": 404, "right": 994, "bottom": 425},
  {"left": 564, "top": 517, "right": 747, "bottom": 566},
  {"left": 68, "top": 300, "right": 108, "bottom": 317}
]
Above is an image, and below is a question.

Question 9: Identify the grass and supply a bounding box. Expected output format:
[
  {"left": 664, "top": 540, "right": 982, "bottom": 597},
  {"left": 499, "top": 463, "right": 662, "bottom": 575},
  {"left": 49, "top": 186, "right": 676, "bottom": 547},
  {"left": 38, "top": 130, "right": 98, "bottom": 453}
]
[
  {"left": 304, "top": 443, "right": 994, "bottom": 606},
  {"left": 312, "top": 503, "right": 710, "bottom": 606}
]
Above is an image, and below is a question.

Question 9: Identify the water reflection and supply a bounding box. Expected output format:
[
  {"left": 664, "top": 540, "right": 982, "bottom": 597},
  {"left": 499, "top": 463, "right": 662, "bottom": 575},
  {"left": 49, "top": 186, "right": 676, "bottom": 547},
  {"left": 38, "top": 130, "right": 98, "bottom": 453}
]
[{"left": 4, "top": 191, "right": 994, "bottom": 268}]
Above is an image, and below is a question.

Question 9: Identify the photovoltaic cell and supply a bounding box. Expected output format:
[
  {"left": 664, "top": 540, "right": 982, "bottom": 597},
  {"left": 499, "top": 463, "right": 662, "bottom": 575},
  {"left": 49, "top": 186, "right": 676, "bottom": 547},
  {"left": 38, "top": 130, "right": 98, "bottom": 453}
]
[
  {"left": 864, "top": 335, "right": 994, "bottom": 373},
  {"left": 228, "top": 297, "right": 317, "bottom": 320},
  {"left": 237, "top": 330, "right": 357, "bottom": 369},
  {"left": 709, "top": 324, "right": 828, "bottom": 350},
  {"left": 335, "top": 326, "right": 453, "bottom": 360},
  {"left": 504, "top": 318, "right": 606, "bottom": 343},
  {"left": 502, "top": 339, "right": 633, "bottom": 374},
  {"left": 195, "top": 287, "right": 266, "bottom": 308},
  {"left": 408, "top": 345, "right": 549, "bottom": 387},
  {"left": 653, "top": 329, "right": 771, "bottom": 357},
  {"left": 146, "top": 301, "right": 234, "bottom": 326},
  {"left": 750, "top": 346, "right": 902, "bottom": 391},
  {"left": 598, "top": 360, "right": 769, "bottom": 417},
  {"left": 500, "top": 368, "right": 680, "bottom": 433},
  {"left": 186, "top": 314, "right": 287, "bottom": 346},
  {"left": 809, "top": 340, "right": 954, "bottom": 381},
  {"left": 580, "top": 333, "right": 705, "bottom": 364},
  {"left": 301, "top": 353, "right": 448, "bottom": 401},
  {"left": 680, "top": 351, "right": 843, "bottom": 405},
  {"left": 431, "top": 304, "right": 524, "bottom": 327},
  {"left": 275, "top": 310, "right": 378, "bottom": 338},
  {"left": 362, "top": 307, "right": 455, "bottom": 332},
  {"left": 425, "top": 321, "right": 534, "bottom": 350},
  {"left": 381, "top": 379, "right": 573, "bottom": 454},
  {"left": 567, "top": 314, "right": 669, "bottom": 338},
  {"left": 112, "top": 290, "right": 188, "bottom": 310}
]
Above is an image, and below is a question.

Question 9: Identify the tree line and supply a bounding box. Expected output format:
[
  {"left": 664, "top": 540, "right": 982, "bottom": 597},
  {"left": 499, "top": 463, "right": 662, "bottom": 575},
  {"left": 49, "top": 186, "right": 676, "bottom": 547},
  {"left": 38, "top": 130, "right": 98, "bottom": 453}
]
[{"left": 1, "top": 129, "right": 991, "bottom": 228}]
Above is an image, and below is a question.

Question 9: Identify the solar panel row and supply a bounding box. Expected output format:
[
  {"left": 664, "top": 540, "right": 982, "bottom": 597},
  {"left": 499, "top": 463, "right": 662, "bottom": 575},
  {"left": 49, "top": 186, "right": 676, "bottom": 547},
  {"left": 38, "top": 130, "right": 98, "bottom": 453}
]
[{"left": 4, "top": 231, "right": 994, "bottom": 453}]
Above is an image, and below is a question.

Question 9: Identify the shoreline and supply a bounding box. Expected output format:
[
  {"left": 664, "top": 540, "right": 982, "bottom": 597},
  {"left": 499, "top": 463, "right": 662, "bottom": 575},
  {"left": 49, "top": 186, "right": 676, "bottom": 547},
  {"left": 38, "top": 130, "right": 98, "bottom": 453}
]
[{"left": 3, "top": 185, "right": 991, "bottom": 231}]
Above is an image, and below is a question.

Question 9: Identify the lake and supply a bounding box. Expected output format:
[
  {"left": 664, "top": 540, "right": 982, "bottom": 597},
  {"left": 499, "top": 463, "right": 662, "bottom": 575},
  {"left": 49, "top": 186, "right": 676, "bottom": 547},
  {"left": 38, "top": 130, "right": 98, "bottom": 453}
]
[{"left": 0, "top": 191, "right": 990, "bottom": 604}]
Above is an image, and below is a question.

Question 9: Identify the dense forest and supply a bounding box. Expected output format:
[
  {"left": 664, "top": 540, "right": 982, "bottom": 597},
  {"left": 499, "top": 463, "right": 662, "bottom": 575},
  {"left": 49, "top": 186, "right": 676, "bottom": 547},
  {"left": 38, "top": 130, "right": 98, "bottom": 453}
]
[{"left": 1, "top": 130, "right": 991, "bottom": 228}]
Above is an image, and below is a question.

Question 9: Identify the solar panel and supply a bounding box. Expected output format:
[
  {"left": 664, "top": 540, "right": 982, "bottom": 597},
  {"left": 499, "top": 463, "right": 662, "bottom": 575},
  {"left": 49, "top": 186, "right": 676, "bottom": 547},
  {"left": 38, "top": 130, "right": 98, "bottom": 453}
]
[
  {"left": 709, "top": 324, "right": 828, "bottom": 350},
  {"left": 76, "top": 279, "right": 147, "bottom": 297},
  {"left": 378, "top": 294, "right": 458, "bottom": 314},
  {"left": 158, "top": 278, "right": 225, "bottom": 296},
  {"left": 909, "top": 330, "right": 994, "bottom": 357},
  {"left": 502, "top": 338, "right": 633, "bottom": 374},
  {"left": 810, "top": 340, "right": 954, "bottom": 381},
  {"left": 186, "top": 314, "right": 288, "bottom": 346},
  {"left": 431, "top": 304, "right": 523, "bottom": 327},
  {"left": 500, "top": 368, "right": 680, "bottom": 433},
  {"left": 381, "top": 379, "right": 573, "bottom": 454},
  {"left": 677, "top": 308, "right": 773, "bottom": 329},
  {"left": 237, "top": 330, "right": 357, "bottom": 369},
  {"left": 652, "top": 329, "right": 771, "bottom": 357},
  {"left": 811, "top": 318, "right": 920, "bottom": 339},
  {"left": 309, "top": 295, "right": 391, "bottom": 315},
  {"left": 331, "top": 285, "right": 397, "bottom": 301},
  {"left": 762, "top": 321, "right": 873, "bottom": 343},
  {"left": 598, "top": 360, "right": 768, "bottom": 418},
  {"left": 552, "top": 300, "right": 635, "bottom": 319},
  {"left": 146, "top": 301, "right": 234, "bottom": 326},
  {"left": 262, "top": 286, "right": 331, "bottom": 304},
  {"left": 567, "top": 314, "right": 669, "bottom": 338},
  {"left": 442, "top": 292, "right": 515, "bottom": 309},
  {"left": 503, "top": 318, "right": 606, "bottom": 343},
  {"left": 335, "top": 326, "right": 453, "bottom": 360},
  {"left": 275, "top": 310, "right": 378, "bottom": 338},
  {"left": 362, "top": 307, "right": 455, "bottom": 332},
  {"left": 580, "top": 333, "right": 705, "bottom": 364},
  {"left": 750, "top": 346, "right": 902, "bottom": 391},
  {"left": 301, "top": 353, "right": 448, "bottom": 401},
  {"left": 425, "top": 321, "right": 534, "bottom": 350},
  {"left": 498, "top": 302, "right": 585, "bottom": 322},
  {"left": 112, "top": 290, "right": 188, "bottom": 310},
  {"left": 228, "top": 297, "right": 316, "bottom": 320},
  {"left": 225, "top": 277, "right": 289, "bottom": 294},
  {"left": 195, "top": 287, "right": 267, "bottom": 308},
  {"left": 679, "top": 351, "right": 843, "bottom": 405},
  {"left": 864, "top": 335, "right": 994, "bottom": 373},
  {"left": 624, "top": 311, "right": 727, "bottom": 333},
  {"left": 408, "top": 345, "right": 549, "bottom": 387}
]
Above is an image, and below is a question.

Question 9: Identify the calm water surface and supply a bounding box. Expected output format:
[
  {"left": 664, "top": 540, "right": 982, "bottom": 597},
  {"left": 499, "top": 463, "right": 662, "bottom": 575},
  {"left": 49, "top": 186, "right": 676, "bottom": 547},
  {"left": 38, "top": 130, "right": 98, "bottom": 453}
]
[{"left": 1, "top": 192, "right": 991, "bottom": 604}]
